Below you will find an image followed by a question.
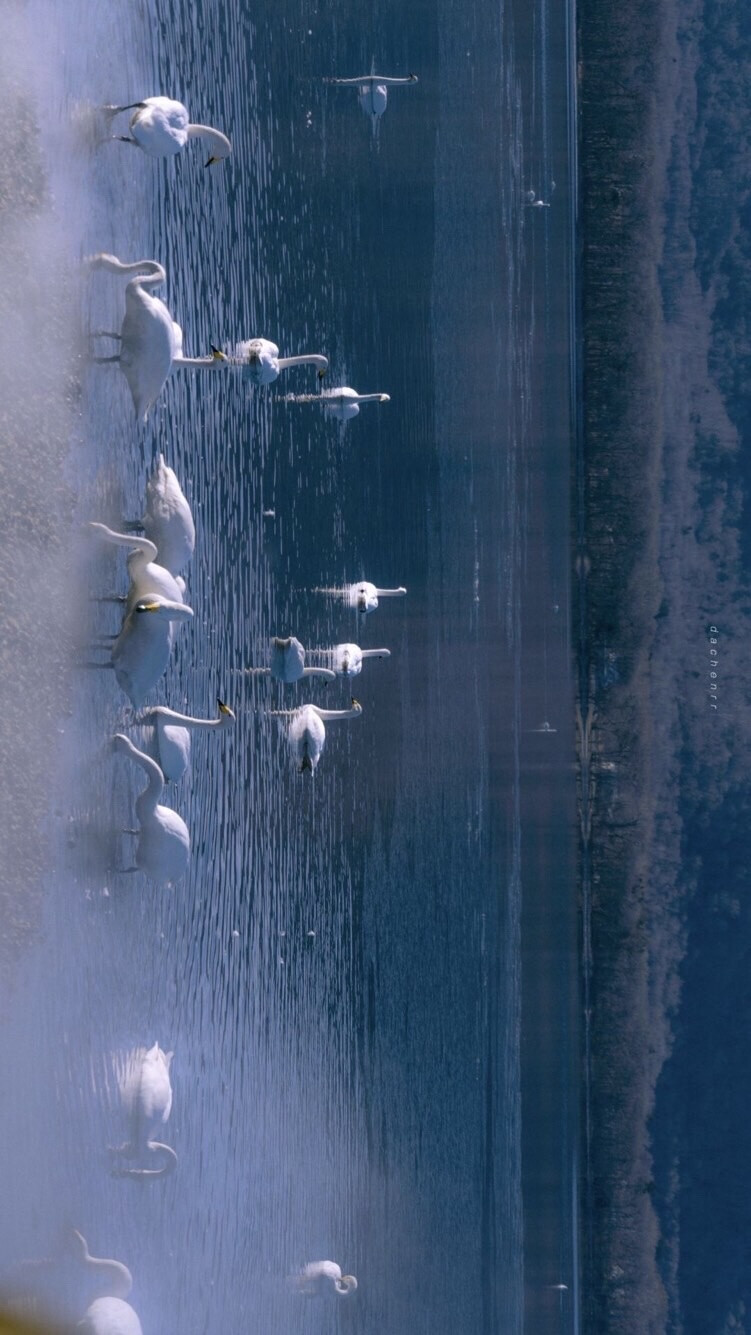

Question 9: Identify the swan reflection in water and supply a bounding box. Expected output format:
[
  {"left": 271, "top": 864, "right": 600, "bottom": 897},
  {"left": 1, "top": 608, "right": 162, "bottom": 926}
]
[
  {"left": 286, "top": 386, "right": 390, "bottom": 420},
  {"left": 111, "top": 1043, "right": 177, "bottom": 1179},
  {"left": 312, "top": 643, "right": 391, "bottom": 677},
  {"left": 291, "top": 1259, "right": 358, "bottom": 1297}
]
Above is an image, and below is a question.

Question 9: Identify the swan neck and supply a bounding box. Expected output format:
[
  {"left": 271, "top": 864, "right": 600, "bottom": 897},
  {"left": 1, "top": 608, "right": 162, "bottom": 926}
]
[
  {"left": 154, "top": 708, "right": 222, "bottom": 730},
  {"left": 313, "top": 705, "right": 360, "bottom": 721},
  {"left": 73, "top": 1233, "right": 132, "bottom": 1299},
  {"left": 115, "top": 736, "right": 163, "bottom": 814},
  {"left": 90, "top": 523, "right": 158, "bottom": 566},
  {"left": 276, "top": 354, "right": 329, "bottom": 372},
  {"left": 360, "top": 649, "right": 390, "bottom": 658},
  {"left": 186, "top": 124, "right": 232, "bottom": 157}
]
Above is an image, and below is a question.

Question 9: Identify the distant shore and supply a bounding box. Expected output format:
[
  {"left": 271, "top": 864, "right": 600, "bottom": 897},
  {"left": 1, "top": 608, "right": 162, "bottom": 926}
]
[{"left": 578, "top": 0, "right": 750, "bottom": 1325}]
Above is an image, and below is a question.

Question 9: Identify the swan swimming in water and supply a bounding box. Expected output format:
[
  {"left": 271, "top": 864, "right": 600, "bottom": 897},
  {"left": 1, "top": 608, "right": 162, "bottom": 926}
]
[
  {"left": 89, "top": 523, "right": 192, "bottom": 705},
  {"left": 105, "top": 96, "right": 232, "bottom": 164},
  {"left": 112, "top": 734, "right": 191, "bottom": 884},
  {"left": 71, "top": 1230, "right": 143, "bottom": 1335},
  {"left": 136, "top": 699, "right": 235, "bottom": 782},
  {"left": 271, "top": 700, "right": 362, "bottom": 773},
  {"left": 292, "top": 1259, "right": 358, "bottom": 1296},
  {"left": 325, "top": 61, "right": 418, "bottom": 131},
  {"left": 314, "top": 581, "right": 407, "bottom": 614},
  {"left": 287, "top": 386, "right": 390, "bottom": 421},
  {"left": 243, "top": 636, "right": 336, "bottom": 683},
  {"left": 111, "top": 1043, "right": 177, "bottom": 1179},
  {"left": 124, "top": 455, "right": 195, "bottom": 575},
  {"left": 89, "top": 252, "right": 228, "bottom": 422},
  {"left": 231, "top": 337, "right": 328, "bottom": 387},
  {"left": 314, "top": 643, "right": 391, "bottom": 677}
]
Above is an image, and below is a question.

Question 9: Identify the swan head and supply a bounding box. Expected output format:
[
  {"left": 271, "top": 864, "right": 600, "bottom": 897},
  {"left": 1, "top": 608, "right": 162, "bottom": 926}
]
[
  {"left": 210, "top": 344, "right": 229, "bottom": 362},
  {"left": 217, "top": 697, "right": 236, "bottom": 722},
  {"left": 335, "top": 1275, "right": 358, "bottom": 1295}
]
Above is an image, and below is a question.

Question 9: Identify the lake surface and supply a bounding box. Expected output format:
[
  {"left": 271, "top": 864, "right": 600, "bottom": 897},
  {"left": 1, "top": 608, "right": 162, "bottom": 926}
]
[{"left": 0, "top": 0, "right": 579, "bottom": 1330}]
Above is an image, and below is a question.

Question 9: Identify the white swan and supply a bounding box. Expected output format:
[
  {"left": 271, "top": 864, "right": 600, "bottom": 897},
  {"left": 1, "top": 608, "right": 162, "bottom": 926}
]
[
  {"left": 288, "top": 386, "right": 390, "bottom": 421},
  {"left": 113, "top": 734, "right": 190, "bottom": 884},
  {"left": 124, "top": 455, "right": 195, "bottom": 575},
  {"left": 232, "top": 337, "right": 328, "bottom": 387},
  {"left": 314, "top": 581, "right": 407, "bottom": 614},
  {"left": 271, "top": 700, "right": 362, "bottom": 773},
  {"left": 89, "top": 523, "right": 192, "bottom": 705},
  {"left": 137, "top": 699, "right": 235, "bottom": 782},
  {"left": 111, "top": 1043, "right": 177, "bottom": 1179},
  {"left": 244, "top": 636, "right": 336, "bottom": 683},
  {"left": 79, "top": 1297, "right": 143, "bottom": 1335},
  {"left": 104, "top": 596, "right": 193, "bottom": 708},
  {"left": 71, "top": 1230, "right": 132, "bottom": 1301},
  {"left": 105, "top": 96, "right": 232, "bottom": 164},
  {"left": 321, "top": 643, "right": 391, "bottom": 677},
  {"left": 525, "top": 190, "right": 550, "bottom": 207},
  {"left": 89, "top": 523, "right": 185, "bottom": 608},
  {"left": 325, "top": 60, "right": 418, "bottom": 129},
  {"left": 89, "top": 252, "right": 228, "bottom": 422},
  {"left": 293, "top": 1260, "right": 358, "bottom": 1297}
]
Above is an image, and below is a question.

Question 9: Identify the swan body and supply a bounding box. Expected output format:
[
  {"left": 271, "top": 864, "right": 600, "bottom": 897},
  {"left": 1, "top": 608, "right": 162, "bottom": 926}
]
[
  {"left": 315, "top": 581, "right": 407, "bottom": 614},
  {"left": 294, "top": 1260, "right": 358, "bottom": 1297},
  {"left": 246, "top": 636, "right": 336, "bottom": 683},
  {"left": 138, "top": 699, "right": 235, "bottom": 782},
  {"left": 112, "top": 1043, "right": 177, "bottom": 1179},
  {"left": 326, "top": 61, "right": 418, "bottom": 128},
  {"left": 107, "top": 96, "right": 232, "bottom": 164},
  {"left": 90, "top": 524, "right": 192, "bottom": 705},
  {"left": 109, "top": 597, "right": 194, "bottom": 707},
  {"left": 271, "top": 700, "right": 362, "bottom": 773},
  {"left": 327, "top": 643, "right": 391, "bottom": 676},
  {"left": 113, "top": 734, "right": 191, "bottom": 883},
  {"left": 233, "top": 337, "right": 328, "bottom": 387},
  {"left": 79, "top": 1298, "right": 143, "bottom": 1335},
  {"left": 89, "top": 252, "right": 228, "bottom": 422},
  {"left": 137, "top": 455, "right": 195, "bottom": 574}
]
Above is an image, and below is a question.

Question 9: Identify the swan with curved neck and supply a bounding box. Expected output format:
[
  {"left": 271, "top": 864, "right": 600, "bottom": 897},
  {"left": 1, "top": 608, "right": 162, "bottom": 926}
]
[
  {"left": 137, "top": 698, "right": 235, "bottom": 782},
  {"left": 89, "top": 253, "right": 228, "bottom": 422},
  {"left": 325, "top": 61, "right": 418, "bottom": 131},
  {"left": 316, "top": 643, "right": 391, "bottom": 677},
  {"left": 111, "top": 1043, "right": 177, "bottom": 1179},
  {"left": 232, "top": 337, "right": 328, "bottom": 387},
  {"left": 294, "top": 1259, "right": 358, "bottom": 1297},
  {"left": 244, "top": 636, "right": 336, "bottom": 683},
  {"left": 124, "top": 455, "right": 195, "bottom": 575},
  {"left": 314, "top": 581, "right": 407, "bottom": 614},
  {"left": 105, "top": 97, "right": 232, "bottom": 164},
  {"left": 113, "top": 734, "right": 190, "bottom": 883},
  {"left": 288, "top": 387, "right": 390, "bottom": 421},
  {"left": 270, "top": 700, "right": 362, "bottom": 773},
  {"left": 90, "top": 523, "right": 192, "bottom": 705},
  {"left": 71, "top": 1230, "right": 132, "bottom": 1300}
]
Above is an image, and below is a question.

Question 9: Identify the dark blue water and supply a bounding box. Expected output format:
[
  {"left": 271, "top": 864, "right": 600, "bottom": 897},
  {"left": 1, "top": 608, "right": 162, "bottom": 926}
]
[{"left": 0, "top": 0, "right": 578, "bottom": 1331}]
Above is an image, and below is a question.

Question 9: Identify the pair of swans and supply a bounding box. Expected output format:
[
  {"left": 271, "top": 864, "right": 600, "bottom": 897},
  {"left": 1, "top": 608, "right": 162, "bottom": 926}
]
[
  {"left": 111, "top": 1043, "right": 176, "bottom": 1179},
  {"left": 271, "top": 700, "right": 362, "bottom": 773},
  {"left": 292, "top": 1259, "right": 358, "bottom": 1297},
  {"left": 105, "top": 96, "right": 231, "bottom": 164},
  {"left": 246, "top": 636, "right": 390, "bottom": 681},
  {"left": 325, "top": 62, "right": 418, "bottom": 130},
  {"left": 89, "top": 523, "right": 192, "bottom": 706},
  {"left": 314, "top": 580, "right": 407, "bottom": 614},
  {"left": 113, "top": 735, "right": 190, "bottom": 884},
  {"left": 72, "top": 1230, "right": 142, "bottom": 1335}
]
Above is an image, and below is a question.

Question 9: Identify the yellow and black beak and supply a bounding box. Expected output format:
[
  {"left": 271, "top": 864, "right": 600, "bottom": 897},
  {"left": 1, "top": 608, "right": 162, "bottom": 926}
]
[
  {"left": 137, "top": 600, "right": 161, "bottom": 613},
  {"left": 217, "top": 698, "right": 234, "bottom": 717},
  {"left": 210, "top": 345, "right": 228, "bottom": 362}
]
